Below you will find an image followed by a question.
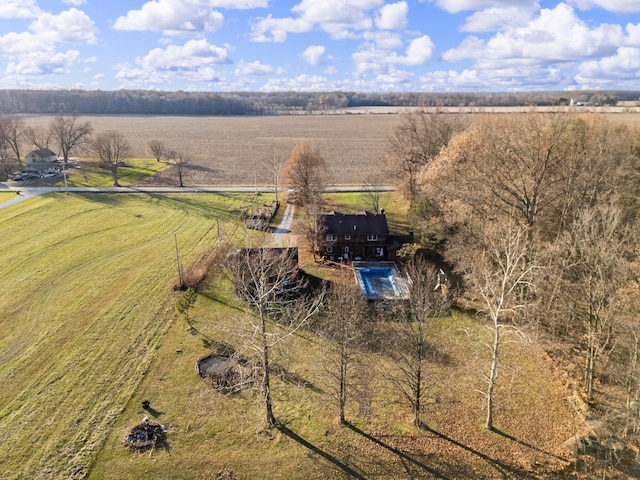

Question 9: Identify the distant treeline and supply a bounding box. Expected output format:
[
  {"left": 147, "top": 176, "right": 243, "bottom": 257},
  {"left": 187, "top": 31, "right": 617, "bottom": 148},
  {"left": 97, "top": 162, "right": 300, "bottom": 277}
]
[{"left": 0, "top": 89, "right": 636, "bottom": 115}]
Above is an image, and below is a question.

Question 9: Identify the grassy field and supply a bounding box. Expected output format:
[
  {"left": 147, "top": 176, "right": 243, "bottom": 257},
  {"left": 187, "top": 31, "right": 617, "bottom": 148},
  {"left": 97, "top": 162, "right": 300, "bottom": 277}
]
[
  {"left": 0, "top": 191, "right": 17, "bottom": 202},
  {"left": 0, "top": 191, "right": 270, "bottom": 479},
  {"left": 0, "top": 190, "right": 586, "bottom": 479},
  {"left": 19, "top": 111, "right": 640, "bottom": 187},
  {"left": 52, "top": 158, "right": 168, "bottom": 187}
]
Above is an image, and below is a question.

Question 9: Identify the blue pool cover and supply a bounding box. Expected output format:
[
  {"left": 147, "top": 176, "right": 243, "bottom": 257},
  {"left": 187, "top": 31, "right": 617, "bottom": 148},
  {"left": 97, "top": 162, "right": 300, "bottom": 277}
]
[{"left": 353, "top": 262, "right": 409, "bottom": 300}]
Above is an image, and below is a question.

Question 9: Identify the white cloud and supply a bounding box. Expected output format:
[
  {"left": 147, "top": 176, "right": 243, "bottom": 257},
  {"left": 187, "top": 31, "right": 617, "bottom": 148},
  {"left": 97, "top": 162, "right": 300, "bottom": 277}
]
[
  {"left": 302, "top": 45, "right": 325, "bottom": 65},
  {"left": 364, "top": 31, "right": 404, "bottom": 49},
  {"left": 461, "top": 6, "right": 537, "bottom": 32},
  {"left": 419, "top": 64, "right": 570, "bottom": 91},
  {"left": 0, "top": 8, "right": 96, "bottom": 78},
  {"left": 396, "top": 35, "right": 435, "bottom": 64},
  {"left": 260, "top": 73, "right": 336, "bottom": 92},
  {"left": 568, "top": 0, "right": 640, "bottom": 13},
  {"left": 443, "top": 3, "right": 623, "bottom": 68},
  {"left": 250, "top": 15, "right": 312, "bottom": 42},
  {"left": 576, "top": 47, "right": 640, "bottom": 87},
  {"left": 6, "top": 49, "right": 81, "bottom": 76},
  {"left": 0, "top": 0, "right": 40, "bottom": 19},
  {"left": 234, "top": 60, "right": 273, "bottom": 75},
  {"left": 430, "top": 0, "right": 537, "bottom": 14},
  {"left": 30, "top": 8, "right": 98, "bottom": 44},
  {"left": 113, "top": 0, "right": 269, "bottom": 35},
  {"left": 138, "top": 39, "right": 231, "bottom": 71},
  {"left": 251, "top": 0, "right": 385, "bottom": 42},
  {"left": 114, "top": 39, "right": 233, "bottom": 87},
  {"left": 376, "top": 66, "right": 413, "bottom": 84},
  {"left": 114, "top": 0, "right": 225, "bottom": 35},
  {"left": 375, "top": 1, "right": 408, "bottom": 30}
]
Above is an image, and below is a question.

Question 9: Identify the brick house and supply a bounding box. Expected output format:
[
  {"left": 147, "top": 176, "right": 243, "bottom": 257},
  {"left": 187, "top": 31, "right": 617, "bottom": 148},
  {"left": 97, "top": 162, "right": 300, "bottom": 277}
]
[{"left": 320, "top": 211, "right": 412, "bottom": 262}]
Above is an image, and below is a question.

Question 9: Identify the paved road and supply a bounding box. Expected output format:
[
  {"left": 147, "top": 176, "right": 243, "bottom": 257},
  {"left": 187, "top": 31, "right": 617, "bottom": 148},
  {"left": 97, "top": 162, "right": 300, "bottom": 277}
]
[{"left": 270, "top": 202, "right": 296, "bottom": 248}]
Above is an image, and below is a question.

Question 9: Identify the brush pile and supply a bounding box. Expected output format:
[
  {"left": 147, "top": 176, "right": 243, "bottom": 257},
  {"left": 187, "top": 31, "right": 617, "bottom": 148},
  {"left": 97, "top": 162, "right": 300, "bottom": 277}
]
[{"left": 123, "top": 418, "right": 167, "bottom": 452}]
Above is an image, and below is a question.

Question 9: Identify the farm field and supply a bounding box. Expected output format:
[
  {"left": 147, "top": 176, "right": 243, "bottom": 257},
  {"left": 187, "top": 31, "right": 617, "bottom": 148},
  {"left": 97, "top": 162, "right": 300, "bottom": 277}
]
[
  {"left": 0, "top": 190, "right": 586, "bottom": 479},
  {"left": 21, "top": 114, "right": 400, "bottom": 187},
  {"left": 19, "top": 110, "right": 640, "bottom": 187}
]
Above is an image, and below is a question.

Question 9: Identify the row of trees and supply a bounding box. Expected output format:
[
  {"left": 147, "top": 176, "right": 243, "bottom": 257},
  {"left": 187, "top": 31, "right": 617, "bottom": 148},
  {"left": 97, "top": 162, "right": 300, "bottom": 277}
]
[
  {"left": 0, "top": 114, "right": 193, "bottom": 187},
  {"left": 387, "top": 108, "right": 640, "bottom": 470},
  {"left": 213, "top": 245, "right": 451, "bottom": 432},
  {"left": 0, "top": 89, "right": 633, "bottom": 116}
]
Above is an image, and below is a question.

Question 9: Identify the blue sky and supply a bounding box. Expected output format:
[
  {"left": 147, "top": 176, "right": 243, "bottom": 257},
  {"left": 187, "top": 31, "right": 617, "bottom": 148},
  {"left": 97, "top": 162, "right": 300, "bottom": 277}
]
[{"left": 0, "top": 0, "right": 639, "bottom": 92}]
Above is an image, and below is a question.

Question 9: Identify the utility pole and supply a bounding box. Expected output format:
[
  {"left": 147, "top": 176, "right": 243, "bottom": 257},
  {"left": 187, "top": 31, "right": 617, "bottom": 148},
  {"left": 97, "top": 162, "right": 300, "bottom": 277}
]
[{"left": 173, "top": 232, "right": 183, "bottom": 288}]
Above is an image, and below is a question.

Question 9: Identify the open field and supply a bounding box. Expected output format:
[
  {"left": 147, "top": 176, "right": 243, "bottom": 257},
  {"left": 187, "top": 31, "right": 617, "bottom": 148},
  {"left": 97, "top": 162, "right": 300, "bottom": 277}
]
[
  {"left": 0, "top": 190, "right": 590, "bottom": 479},
  {"left": 22, "top": 114, "right": 400, "bottom": 186},
  {"left": 19, "top": 110, "right": 640, "bottom": 187},
  {"left": 0, "top": 191, "right": 269, "bottom": 479}
]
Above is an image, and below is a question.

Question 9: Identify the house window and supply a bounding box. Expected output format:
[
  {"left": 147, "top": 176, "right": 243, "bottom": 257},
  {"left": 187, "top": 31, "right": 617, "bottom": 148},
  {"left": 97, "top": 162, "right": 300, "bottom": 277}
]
[
  {"left": 367, "top": 234, "right": 378, "bottom": 241},
  {"left": 326, "top": 246, "right": 333, "bottom": 253},
  {"left": 344, "top": 235, "right": 351, "bottom": 240},
  {"left": 343, "top": 246, "right": 349, "bottom": 253},
  {"left": 326, "top": 234, "right": 337, "bottom": 242}
]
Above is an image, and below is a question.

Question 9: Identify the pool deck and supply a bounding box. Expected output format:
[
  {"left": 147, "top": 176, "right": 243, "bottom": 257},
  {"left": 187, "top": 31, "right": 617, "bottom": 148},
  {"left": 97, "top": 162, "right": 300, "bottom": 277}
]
[{"left": 352, "top": 261, "right": 410, "bottom": 300}]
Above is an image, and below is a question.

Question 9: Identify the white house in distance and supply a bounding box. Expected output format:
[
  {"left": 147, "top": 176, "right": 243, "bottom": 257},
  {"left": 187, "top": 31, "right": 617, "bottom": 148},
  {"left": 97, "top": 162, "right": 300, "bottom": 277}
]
[
  {"left": 23, "top": 148, "right": 61, "bottom": 175},
  {"left": 25, "top": 148, "right": 57, "bottom": 164}
]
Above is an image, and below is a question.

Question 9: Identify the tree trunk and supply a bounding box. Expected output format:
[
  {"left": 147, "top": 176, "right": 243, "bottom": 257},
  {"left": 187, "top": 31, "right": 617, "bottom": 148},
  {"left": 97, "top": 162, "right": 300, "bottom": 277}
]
[
  {"left": 339, "top": 342, "right": 347, "bottom": 425},
  {"left": 486, "top": 320, "right": 500, "bottom": 430},
  {"left": 414, "top": 363, "right": 422, "bottom": 428},
  {"left": 261, "top": 313, "right": 277, "bottom": 428}
]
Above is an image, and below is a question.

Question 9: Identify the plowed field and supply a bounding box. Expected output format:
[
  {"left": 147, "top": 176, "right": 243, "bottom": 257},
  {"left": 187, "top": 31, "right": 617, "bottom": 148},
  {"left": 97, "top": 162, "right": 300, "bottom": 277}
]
[{"left": 23, "top": 114, "right": 401, "bottom": 186}]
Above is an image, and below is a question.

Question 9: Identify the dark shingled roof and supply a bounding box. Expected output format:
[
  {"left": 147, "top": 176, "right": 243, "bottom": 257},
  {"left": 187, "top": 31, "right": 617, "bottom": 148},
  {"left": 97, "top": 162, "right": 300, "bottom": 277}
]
[{"left": 322, "top": 211, "right": 389, "bottom": 236}]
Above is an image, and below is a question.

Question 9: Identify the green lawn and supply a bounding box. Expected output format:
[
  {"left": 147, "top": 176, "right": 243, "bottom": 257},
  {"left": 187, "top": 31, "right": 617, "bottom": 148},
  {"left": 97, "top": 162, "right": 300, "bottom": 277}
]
[
  {"left": 0, "top": 192, "right": 18, "bottom": 203},
  {"left": 0, "top": 191, "right": 579, "bottom": 480},
  {"left": 0, "top": 191, "right": 267, "bottom": 479},
  {"left": 53, "top": 158, "right": 167, "bottom": 187}
]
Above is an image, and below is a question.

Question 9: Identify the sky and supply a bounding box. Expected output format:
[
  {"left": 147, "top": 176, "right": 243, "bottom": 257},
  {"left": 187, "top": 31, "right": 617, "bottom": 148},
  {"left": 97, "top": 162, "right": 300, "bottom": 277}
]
[{"left": 0, "top": 0, "right": 639, "bottom": 93}]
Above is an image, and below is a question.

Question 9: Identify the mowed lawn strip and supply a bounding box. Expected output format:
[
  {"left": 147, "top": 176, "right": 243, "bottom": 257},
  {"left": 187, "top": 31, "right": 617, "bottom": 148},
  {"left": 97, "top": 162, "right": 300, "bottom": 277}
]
[{"left": 0, "top": 192, "right": 262, "bottom": 479}]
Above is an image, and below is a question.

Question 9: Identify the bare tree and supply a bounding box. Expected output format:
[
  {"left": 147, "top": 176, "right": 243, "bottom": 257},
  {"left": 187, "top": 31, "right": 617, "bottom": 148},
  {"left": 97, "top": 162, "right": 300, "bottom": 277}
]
[
  {"left": 280, "top": 140, "right": 328, "bottom": 206},
  {"left": 172, "top": 151, "right": 189, "bottom": 187},
  {"left": 91, "top": 130, "right": 131, "bottom": 187},
  {"left": 225, "top": 247, "right": 325, "bottom": 428},
  {"left": 50, "top": 114, "right": 93, "bottom": 163},
  {"left": 293, "top": 202, "right": 328, "bottom": 261},
  {"left": 320, "top": 278, "right": 370, "bottom": 425},
  {"left": 0, "top": 117, "right": 25, "bottom": 166},
  {"left": 451, "top": 222, "right": 535, "bottom": 430},
  {"left": 147, "top": 139, "right": 165, "bottom": 162},
  {"left": 384, "top": 258, "right": 452, "bottom": 428},
  {"left": 264, "top": 142, "right": 284, "bottom": 203},
  {"left": 24, "top": 125, "right": 52, "bottom": 150},
  {"left": 362, "top": 173, "right": 385, "bottom": 214},
  {"left": 386, "top": 109, "right": 460, "bottom": 206},
  {"left": 551, "top": 203, "right": 634, "bottom": 400}
]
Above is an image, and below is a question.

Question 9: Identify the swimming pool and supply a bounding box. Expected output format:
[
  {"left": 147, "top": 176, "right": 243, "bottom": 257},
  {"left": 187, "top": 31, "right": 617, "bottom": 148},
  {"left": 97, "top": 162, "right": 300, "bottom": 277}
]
[{"left": 353, "top": 262, "right": 409, "bottom": 300}]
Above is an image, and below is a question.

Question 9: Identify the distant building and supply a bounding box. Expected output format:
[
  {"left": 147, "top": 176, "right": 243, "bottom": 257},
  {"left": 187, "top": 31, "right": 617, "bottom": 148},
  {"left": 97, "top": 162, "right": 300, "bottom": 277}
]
[
  {"left": 23, "top": 148, "right": 58, "bottom": 174},
  {"left": 25, "top": 148, "right": 57, "bottom": 164}
]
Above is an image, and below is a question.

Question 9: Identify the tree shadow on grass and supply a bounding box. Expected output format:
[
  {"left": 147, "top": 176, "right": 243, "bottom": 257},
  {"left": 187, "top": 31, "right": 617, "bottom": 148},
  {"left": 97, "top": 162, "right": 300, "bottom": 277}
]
[
  {"left": 344, "top": 422, "right": 450, "bottom": 479},
  {"left": 420, "top": 424, "right": 538, "bottom": 479},
  {"left": 278, "top": 424, "right": 367, "bottom": 479},
  {"left": 491, "top": 427, "right": 568, "bottom": 462}
]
